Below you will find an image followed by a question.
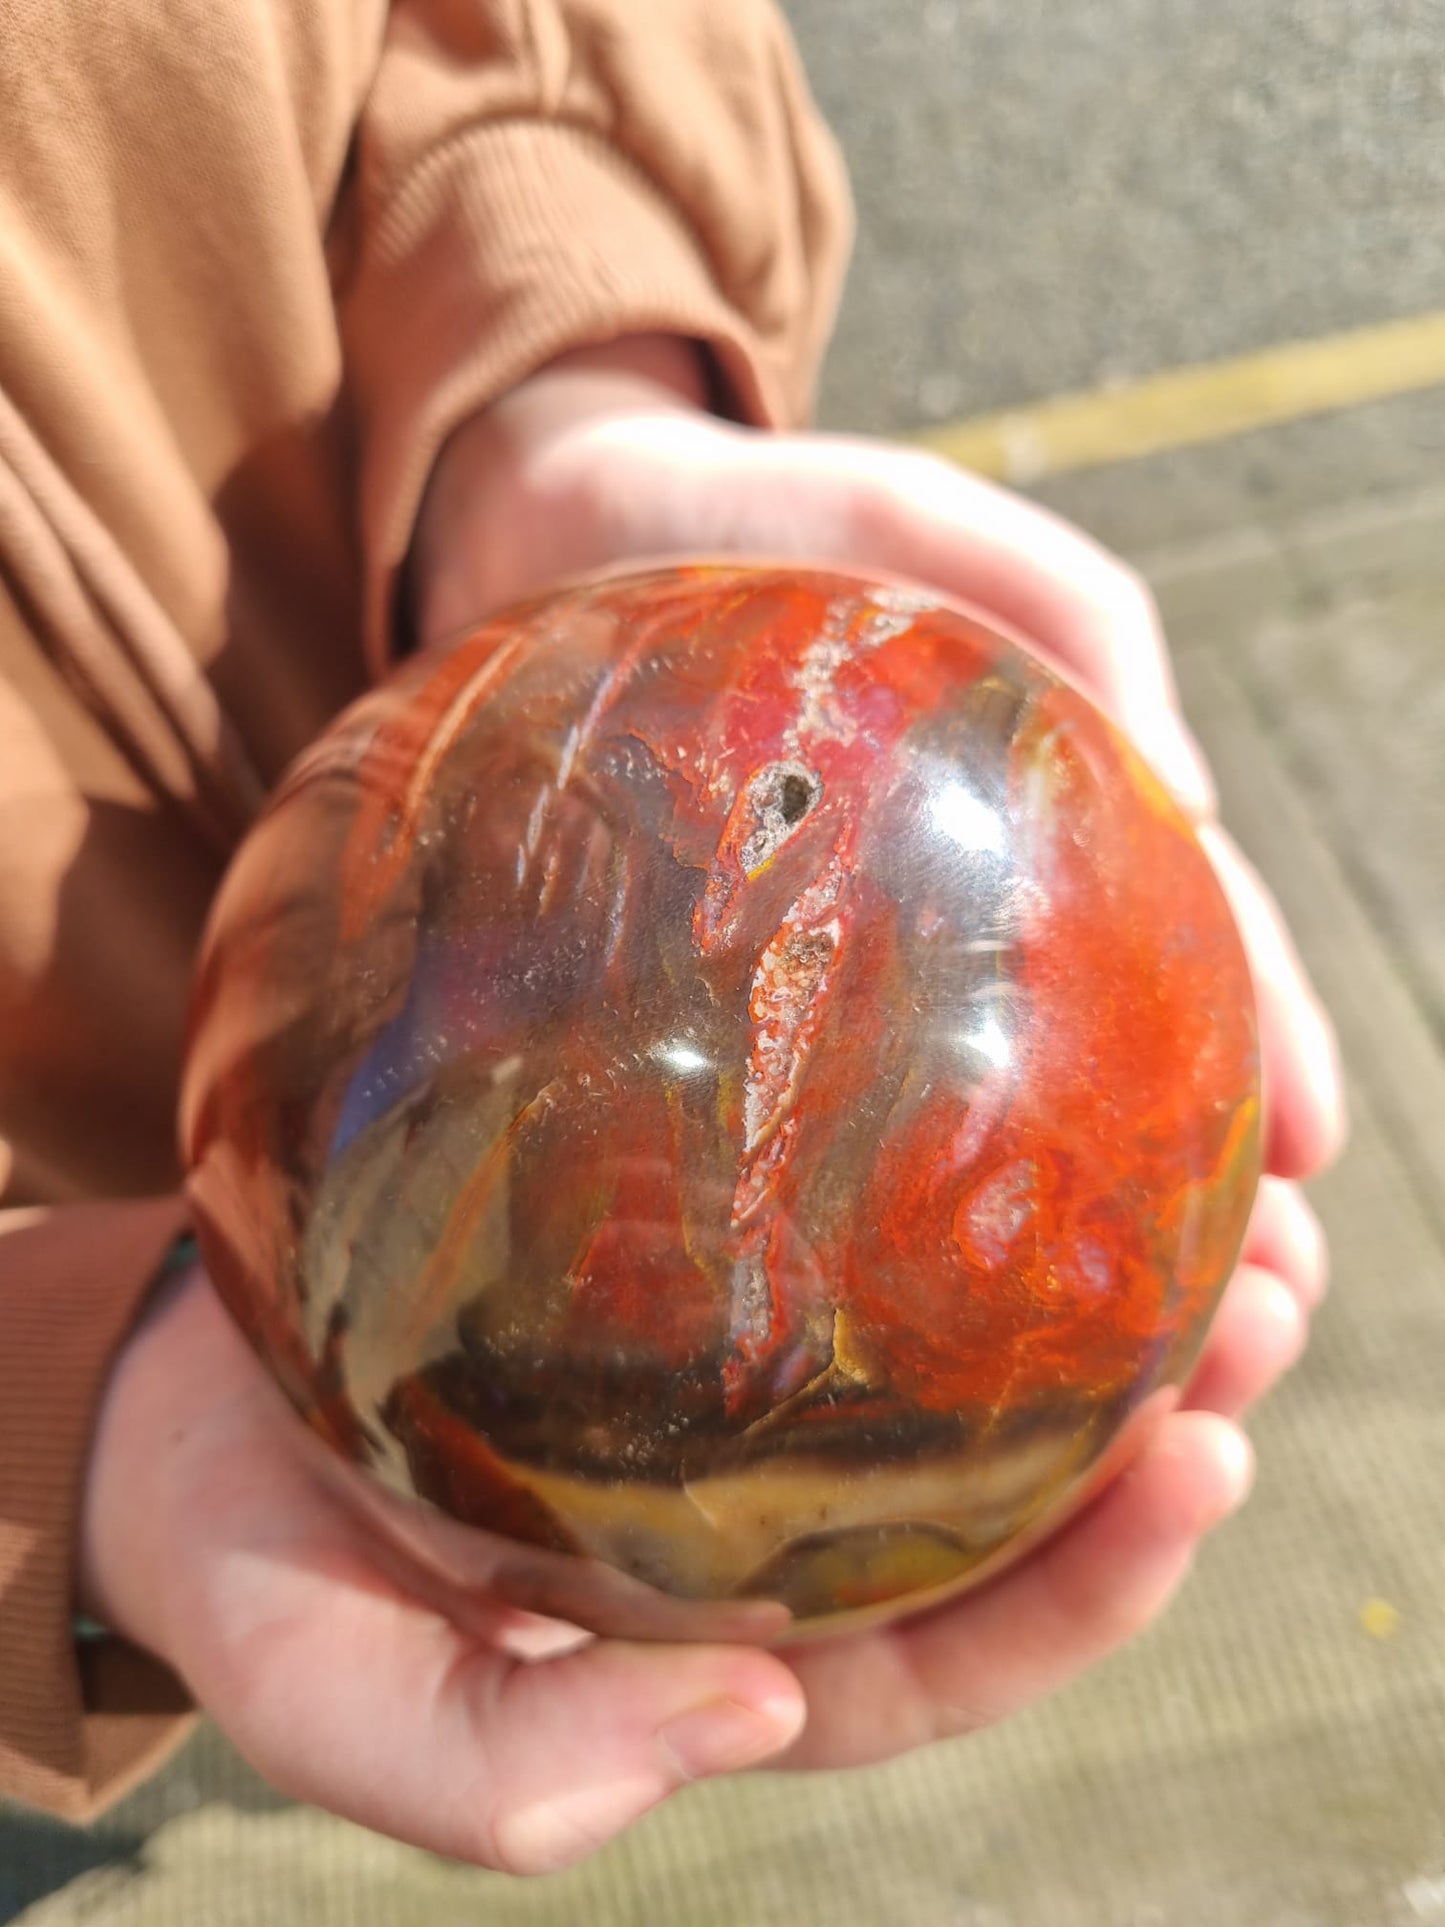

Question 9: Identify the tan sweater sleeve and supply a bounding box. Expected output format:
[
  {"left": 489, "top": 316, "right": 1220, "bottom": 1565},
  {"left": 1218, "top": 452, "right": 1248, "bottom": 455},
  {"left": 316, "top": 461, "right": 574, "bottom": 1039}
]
[
  {"left": 0, "top": 1201, "right": 197, "bottom": 1818},
  {"left": 339, "top": 0, "right": 853, "bottom": 670}
]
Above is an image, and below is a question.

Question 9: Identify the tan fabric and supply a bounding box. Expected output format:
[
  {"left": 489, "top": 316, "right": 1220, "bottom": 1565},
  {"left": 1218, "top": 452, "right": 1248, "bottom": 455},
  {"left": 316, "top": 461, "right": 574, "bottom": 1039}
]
[
  {"left": 0, "top": 0, "right": 850, "bottom": 1818},
  {"left": 0, "top": 1201, "right": 197, "bottom": 1820}
]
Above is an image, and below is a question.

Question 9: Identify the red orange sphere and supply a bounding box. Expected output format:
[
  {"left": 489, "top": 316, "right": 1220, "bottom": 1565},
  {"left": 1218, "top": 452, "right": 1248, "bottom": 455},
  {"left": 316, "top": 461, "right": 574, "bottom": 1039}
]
[{"left": 182, "top": 564, "right": 1260, "bottom": 1638}]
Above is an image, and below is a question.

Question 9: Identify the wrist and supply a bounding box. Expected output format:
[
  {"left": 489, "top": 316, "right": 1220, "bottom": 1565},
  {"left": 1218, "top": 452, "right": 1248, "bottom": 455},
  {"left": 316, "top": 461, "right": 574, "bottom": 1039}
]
[
  {"left": 75, "top": 1257, "right": 213, "bottom": 1643},
  {"left": 408, "top": 334, "right": 712, "bottom": 649},
  {"left": 473, "top": 333, "right": 712, "bottom": 436}
]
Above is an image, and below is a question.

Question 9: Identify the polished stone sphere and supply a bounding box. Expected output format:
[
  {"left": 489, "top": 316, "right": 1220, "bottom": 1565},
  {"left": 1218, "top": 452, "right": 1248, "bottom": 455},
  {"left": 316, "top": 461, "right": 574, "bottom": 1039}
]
[{"left": 181, "top": 563, "right": 1261, "bottom": 1640}]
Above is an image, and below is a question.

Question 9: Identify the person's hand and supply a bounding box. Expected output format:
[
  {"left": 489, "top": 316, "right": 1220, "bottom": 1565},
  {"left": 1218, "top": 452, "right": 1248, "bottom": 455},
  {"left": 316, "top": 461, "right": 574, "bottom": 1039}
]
[
  {"left": 81, "top": 1171, "right": 1322, "bottom": 1871},
  {"left": 411, "top": 330, "right": 1347, "bottom": 1772},
  {"left": 412, "top": 335, "right": 1344, "bottom": 1186},
  {"left": 78, "top": 338, "right": 1344, "bottom": 1875}
]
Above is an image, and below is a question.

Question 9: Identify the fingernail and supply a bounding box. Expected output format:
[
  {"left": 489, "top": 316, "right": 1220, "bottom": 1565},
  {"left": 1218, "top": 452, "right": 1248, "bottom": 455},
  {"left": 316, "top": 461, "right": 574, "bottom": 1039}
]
[
  {"left": 1257, "top": 1271, "right": 1308, "bottom": 1359},
  {"left": 1303, "top": 1004, "right": 1347, "bottom": 1160},
  {"left": 1213, "top": 1426, "right": 1257, "bottom": 1520},
  {"left": 657, "top": 1693, "right": 802, "bottom": 1780}
]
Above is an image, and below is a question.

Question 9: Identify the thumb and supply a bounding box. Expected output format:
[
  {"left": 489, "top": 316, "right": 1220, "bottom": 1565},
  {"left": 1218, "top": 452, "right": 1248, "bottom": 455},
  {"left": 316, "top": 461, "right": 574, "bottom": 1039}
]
[
  {"left": 205, "top": 1560, "right": 805, "bottom": 1874},
  {"left": 455, "top": 1636, "right": 807, "bottom": 1873}
]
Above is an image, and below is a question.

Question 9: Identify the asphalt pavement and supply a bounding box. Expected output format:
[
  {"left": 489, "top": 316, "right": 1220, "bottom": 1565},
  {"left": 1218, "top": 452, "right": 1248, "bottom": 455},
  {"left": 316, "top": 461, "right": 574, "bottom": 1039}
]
[{"left": 785, "top": 0, "right": 1445, "bottom": 439}]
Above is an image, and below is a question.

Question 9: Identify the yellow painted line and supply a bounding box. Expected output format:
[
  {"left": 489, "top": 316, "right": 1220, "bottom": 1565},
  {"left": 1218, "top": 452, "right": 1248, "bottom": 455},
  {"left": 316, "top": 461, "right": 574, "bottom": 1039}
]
[{"left": 917, "top": 311, "right": 1445, "bottom": 483}]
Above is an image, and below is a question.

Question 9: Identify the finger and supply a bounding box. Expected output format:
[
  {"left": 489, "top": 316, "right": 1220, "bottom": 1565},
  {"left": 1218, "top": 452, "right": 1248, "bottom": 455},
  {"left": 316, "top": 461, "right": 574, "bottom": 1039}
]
[
  {"left": 451, "top": 1637, "right": 805, "bottom": 1874},
  {"left": 780, "top": 1411, "right": 1252, "bottom": 1770},
  {"left": 201, "top": 1549, "right": 804, "bottom": 1874},
  {"left": 837, "top": 446, "right": 1217, "bottom": 816},
  {"left": 1198, "top": 826, "right": 1346, "bottom": 1176},
  {"left": 1182, "top": 1264, "right": 1308, "bottom": 1419},
  {"left": 1241, "top": 1176, "right": 1329, "bottom": 1311}
]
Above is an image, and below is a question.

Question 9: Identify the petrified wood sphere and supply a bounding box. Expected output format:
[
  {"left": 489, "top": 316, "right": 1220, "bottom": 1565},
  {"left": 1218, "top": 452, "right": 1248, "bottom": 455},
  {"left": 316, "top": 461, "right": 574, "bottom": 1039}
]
[{"left": 181, "top": 564, "right": 1261, "bottom": 1639}]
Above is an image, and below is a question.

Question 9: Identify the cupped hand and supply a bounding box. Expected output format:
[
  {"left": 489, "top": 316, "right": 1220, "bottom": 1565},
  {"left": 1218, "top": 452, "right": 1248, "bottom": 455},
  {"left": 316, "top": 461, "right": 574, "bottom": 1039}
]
[
  {"left": 80, "top": 1264, "right": 804, "bottom": 1873},
  {"left": 412, "top": 337, "right": 1345, "bottom": 1182},
  {"left": 78, "top": 339, "right": 1345, "bottom": 1874},
  {"left": 81, "top": 1171, "right": 1321, "bottom": 1872}
]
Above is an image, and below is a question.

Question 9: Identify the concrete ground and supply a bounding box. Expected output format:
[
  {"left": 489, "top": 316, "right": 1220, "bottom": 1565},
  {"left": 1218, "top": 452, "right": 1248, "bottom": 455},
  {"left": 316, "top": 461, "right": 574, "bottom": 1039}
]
[
  {"left": 785, "top": 0, "right": 1445, "bottom": 437},
  {"left": 5, "top": 3, "right": 1444, "bottom": 1922}
]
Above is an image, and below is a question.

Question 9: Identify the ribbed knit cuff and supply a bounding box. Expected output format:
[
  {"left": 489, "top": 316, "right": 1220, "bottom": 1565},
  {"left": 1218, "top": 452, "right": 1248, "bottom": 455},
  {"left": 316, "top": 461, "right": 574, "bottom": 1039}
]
[
  {"left": 345, "top": 118, "right": 817, "bottom": 680},
  {"left": 0, "top": 1198, "right": 197, "bottom": 1818}
]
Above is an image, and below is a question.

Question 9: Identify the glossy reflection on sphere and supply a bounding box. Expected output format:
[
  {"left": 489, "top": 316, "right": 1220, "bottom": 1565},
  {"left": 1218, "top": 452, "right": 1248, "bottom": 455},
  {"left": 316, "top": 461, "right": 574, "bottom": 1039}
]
[{"left": 181, "top": 564, "right": 1262, "bottom": 1640}]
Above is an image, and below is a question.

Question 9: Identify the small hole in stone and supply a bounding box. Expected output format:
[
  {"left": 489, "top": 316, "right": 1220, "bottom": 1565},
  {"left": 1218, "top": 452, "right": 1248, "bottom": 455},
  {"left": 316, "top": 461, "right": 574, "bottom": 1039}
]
[{"left": 779, "top": 772, "right": 816, "bottom": 824}]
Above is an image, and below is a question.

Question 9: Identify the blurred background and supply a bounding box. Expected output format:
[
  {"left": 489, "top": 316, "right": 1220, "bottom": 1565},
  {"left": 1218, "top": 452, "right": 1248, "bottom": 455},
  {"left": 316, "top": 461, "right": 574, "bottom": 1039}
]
[
  {"left": 5, "top": 3, "right": 1443, "bottom": 1923},
  {"left": 801, "top": 0, "right": 1445, "bottom": 531}
]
